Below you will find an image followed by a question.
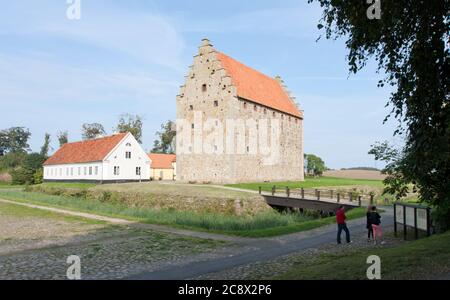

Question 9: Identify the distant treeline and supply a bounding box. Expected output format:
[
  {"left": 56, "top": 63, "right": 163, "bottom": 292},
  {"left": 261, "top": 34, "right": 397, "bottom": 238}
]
[{"left": 340, "top": 167, "right": 380, "bottom": 171}]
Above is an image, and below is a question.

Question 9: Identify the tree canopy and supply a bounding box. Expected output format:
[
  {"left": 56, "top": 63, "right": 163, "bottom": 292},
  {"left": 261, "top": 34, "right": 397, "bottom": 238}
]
[
  {"left": 0, "top": 127, "right": 31, "bottom": 154},
  {"left": 57, "top": 131, "right": 69, "bottom": 147},
  {"left": 311, "top": 0, "right": 449, "bottom": 229},
  {"left": 116, "top": 114, "right": 143, "bottom": 144},
  {"left": 305, "top": 154, "right": 327, "bottom": 177},
  {"left": 82, "top": 123, "right": 106, "bottom": 140},
  {"left": 152, "top": 120, "right": 176, "bottom": 154},
  {"left": 40, "top": 133, "right": 51, "bottom": 157}
]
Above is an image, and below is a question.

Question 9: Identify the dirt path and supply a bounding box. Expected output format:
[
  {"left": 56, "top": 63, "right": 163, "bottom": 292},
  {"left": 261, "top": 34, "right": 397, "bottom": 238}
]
[{"left": 0, "top": 198, "right": 250, "bottom": 243}]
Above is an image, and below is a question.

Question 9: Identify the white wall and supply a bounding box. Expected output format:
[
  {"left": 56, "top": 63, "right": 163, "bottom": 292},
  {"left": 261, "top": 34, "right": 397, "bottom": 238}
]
[
  {"left": 102, "top": 133, "right": 150, "bottom": 181},
  {"left": 43, "top": 133, "right": 150, "bottom": 182},
  {"left": 44, "top": 162, "right": 103, "bottom": 181}
]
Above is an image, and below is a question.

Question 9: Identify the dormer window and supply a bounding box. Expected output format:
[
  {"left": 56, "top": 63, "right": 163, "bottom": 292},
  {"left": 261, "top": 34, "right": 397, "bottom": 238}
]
[
  {"left": 126, "top": 143, "right": 132, "bottom": 147},
  {"left": 202, "top": 84, "right": 207, "bottom": 92}
]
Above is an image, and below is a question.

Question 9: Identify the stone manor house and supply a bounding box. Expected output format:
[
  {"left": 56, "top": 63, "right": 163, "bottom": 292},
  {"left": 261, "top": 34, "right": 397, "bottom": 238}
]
[{"left": 176, "top": 39, "right": 304, "bottom": 184}]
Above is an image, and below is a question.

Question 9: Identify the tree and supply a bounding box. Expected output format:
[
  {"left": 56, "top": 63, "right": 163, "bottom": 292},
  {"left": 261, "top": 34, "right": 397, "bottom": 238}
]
[
  {"left": 151, "top": 120, "right": 176, "bottom": 154},
  {"left": 40, "top": 133, "right": 51, "bottom": 157},
  {"left": 57, "top": 131, "right": 69, "bottom": 147},
  {"left": 116, "top": 114, "right": 144, "bottom": 144},
  {"left": 369, "top": 141, "right": 411, "bottom": 200},
  {"left": 10, "top": 153, "right": 46, "bottom": 185},
  {"left": 305, "top": 154, "right": 326, "bottom": 177},
  {"left": 82, "top": 123, "right": 106, "bottom": 140},
  {"left": 0, "top": 127, "right": 31, "bottom": 154},
  {"left": 310, "top": 0, "right": 450, "bottom": 230}
]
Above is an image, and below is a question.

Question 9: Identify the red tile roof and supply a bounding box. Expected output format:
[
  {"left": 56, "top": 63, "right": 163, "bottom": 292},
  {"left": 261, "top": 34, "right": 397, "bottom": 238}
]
[
  {"left": 148, "top": 153, "right": 176, "bottom": 169},
  {"left": 216, "top": 52, "right": 303, "bottom": 119},
  {"left": 44, "top": 133, "right": 128, "bottom": 166}
]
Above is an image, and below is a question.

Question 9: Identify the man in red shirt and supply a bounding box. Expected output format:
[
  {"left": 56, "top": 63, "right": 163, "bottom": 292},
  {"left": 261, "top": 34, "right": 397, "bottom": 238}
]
[{"left": 336, "top": 206, "right": 351, "bottom": 244}]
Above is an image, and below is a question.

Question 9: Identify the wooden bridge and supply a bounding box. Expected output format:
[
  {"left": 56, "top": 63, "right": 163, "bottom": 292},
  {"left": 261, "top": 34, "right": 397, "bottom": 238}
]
[{"left": 259, "top": 186, "right": 375, "bottom": 215}]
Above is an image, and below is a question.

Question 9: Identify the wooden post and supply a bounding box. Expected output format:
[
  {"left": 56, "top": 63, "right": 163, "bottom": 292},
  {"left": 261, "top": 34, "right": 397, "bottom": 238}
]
[
  {"left": 315, "top": 189, "right": 318, "bottom": 197},
  {"left": 349, "top": 193, "right": 353, "bottom": 202},
  {"left": 317, "top": 190, "right": 321, "bottom": 201},
  {"left": 403, "top": 205, "right": 407, "bottom": 240},
  {"left": 272, "top": 186, "right": 276, "bottom": 196},
  {"left": 358, "top": 196, "right": 362, "bottom": 207},
  {"left": 301, "top": 188, "right": 305, "bottom": 199},
  {"left": 330, "top": 190, "right": 334, "bottom": 199},
  {"left": 286, "top": 187, "right": 290, "bottom": 198},
  {"left": 426, "top": 208, "right": 431, "bottom": 237},
  {"left": 259, "top": 186, "right": 262, "bottom": 195},
  {"left": 394, "top": 204, "right": 397, "bottom": 237},
  {"left": 370, "top": 195, "right": 374, "bottom": 205},
  {"left": 337, "top": 193, "right": 340, "bottom": 203},
  {"left": 414, "top": 207, "right": 418, "bottom": 240}
]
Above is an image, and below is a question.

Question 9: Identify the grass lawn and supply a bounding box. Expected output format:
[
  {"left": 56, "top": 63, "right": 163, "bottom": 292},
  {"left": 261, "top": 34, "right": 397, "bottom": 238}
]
[
  {"left": 0, "top": 200, "right": 106, "bottom": 225},
  {"left": 227, "top": 177, "right": 384, "bottom": 192},
  {"left": 275, "top": 231, "right": 450, "bottom": 280},
  {"left": 0, "top": 182, "right": 22, "bottom": 189},
  {"left": 0, "top": 189, "right": 366, "bottom": 237}
]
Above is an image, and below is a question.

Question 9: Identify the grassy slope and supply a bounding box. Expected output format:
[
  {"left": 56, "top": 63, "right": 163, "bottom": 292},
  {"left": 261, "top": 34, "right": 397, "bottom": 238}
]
[
  {"left": 39, "top": 182, "right": 97, "bottom": 189},
  {"left": 0, "top": 201, "right": 106, "bottom": 225},
  {"left": 227, "top": 177, "right": 384, "bottom": 192},
  {"left": 276, "top": 231, "right": 450, "bottom": 280},
  {"left": 0, "top": 189, "right": 366, "bottom": 237}
]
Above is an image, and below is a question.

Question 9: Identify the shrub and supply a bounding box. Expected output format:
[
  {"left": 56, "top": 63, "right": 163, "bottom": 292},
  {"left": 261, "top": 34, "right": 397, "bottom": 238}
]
[
  {"left": 33, "top": 168, "right": 43, "bottom": 184},
  {"left": 11, "top": 167, "right": 32, "bottom": 185}
]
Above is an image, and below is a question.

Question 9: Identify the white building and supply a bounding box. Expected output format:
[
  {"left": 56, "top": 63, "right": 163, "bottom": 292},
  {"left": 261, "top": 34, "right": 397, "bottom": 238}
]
[{"left": 43, "top": 132, "right": 150, "bottom": 183}]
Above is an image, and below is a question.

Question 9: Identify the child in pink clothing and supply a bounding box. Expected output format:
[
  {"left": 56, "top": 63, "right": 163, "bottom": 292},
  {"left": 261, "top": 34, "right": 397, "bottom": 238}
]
[{"left": 369, "top": 206, "right": 384, "bottom": 245}]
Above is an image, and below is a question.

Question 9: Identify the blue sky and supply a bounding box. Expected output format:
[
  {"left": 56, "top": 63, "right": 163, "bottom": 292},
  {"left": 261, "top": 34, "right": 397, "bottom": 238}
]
[{"left": 0, "top": 0, "right": 403, "bottom": 169}]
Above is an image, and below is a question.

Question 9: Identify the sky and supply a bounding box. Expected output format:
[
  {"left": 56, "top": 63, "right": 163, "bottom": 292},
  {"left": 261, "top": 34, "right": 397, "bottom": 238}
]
[{"left": 0, "top": 0, "right": 403, "bottom": 169}]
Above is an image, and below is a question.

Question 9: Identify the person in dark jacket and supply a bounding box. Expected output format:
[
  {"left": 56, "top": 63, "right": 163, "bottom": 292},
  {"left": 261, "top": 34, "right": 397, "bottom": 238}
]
[
  {"left": 336, "top": 206, "right": 351, "bottom": 244},
  {"left": 369, "top": 206, "right": 384, "bottom": 245},
  {"left": 366, "top": 205, "right": 374, "bottom": 242}
]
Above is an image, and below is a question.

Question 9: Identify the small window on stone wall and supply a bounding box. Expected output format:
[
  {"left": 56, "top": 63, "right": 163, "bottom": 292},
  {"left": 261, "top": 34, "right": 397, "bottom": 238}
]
[
  {"left": 214, "top": 100, "right": 218, "bottom": 107},
  {"left": 264, "top": 109, "right": 267, "bottom": 114},
  {"left": 273, "top": 112, "right": 276, "bottom": 117},
  {"left": 189, "top": 105, "right": 194, "bottom": 111},
  {"left": 254, "top": 105, "right": 258, "bottom": 112},
  {"left": 202, "top": 84, "right": 207, "bottom": 92},
  {"left": 244, "top": 102, "right": 247, "bottom": 109}
]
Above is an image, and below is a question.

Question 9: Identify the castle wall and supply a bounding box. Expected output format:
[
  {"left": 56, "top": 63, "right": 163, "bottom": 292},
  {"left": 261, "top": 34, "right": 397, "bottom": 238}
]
[{"left": 176, "top": 40, "right": 304, "bottom": 184}]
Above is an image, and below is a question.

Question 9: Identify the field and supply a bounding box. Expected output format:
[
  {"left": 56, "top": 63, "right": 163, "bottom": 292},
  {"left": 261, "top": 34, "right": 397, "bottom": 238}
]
[
  {"left": 227, "top": 177, "right": 384, "bottom": 192},
  {"left": 323, "top": 170, "right": 386, "bottom": 180}
]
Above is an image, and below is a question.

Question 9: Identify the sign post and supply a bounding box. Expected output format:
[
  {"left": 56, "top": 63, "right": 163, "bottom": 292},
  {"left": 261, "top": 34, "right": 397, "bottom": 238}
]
[{"left": 394, "top": 203, "right": 431, "bottom": 240}]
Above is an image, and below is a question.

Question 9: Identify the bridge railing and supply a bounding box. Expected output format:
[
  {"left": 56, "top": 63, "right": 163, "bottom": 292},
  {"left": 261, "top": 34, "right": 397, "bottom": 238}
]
[{"left": 259, "top": 186, "right": 376, "bottom": 207}]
